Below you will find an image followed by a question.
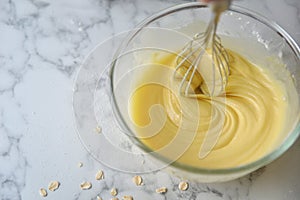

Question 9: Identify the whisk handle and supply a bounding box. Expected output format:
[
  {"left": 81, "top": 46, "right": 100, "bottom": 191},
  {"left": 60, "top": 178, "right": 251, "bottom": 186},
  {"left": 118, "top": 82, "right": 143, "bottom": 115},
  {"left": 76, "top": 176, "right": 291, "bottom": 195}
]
[{"left": 210, "top": 0, "right": 231, "bottom": 13}]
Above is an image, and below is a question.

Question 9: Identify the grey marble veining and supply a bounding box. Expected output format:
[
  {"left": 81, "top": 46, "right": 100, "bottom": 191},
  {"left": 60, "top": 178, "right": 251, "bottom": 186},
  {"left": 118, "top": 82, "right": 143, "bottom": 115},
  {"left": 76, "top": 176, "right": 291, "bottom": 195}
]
[{"left": 0, "top": 0, "right": 299, "bottom": 199}]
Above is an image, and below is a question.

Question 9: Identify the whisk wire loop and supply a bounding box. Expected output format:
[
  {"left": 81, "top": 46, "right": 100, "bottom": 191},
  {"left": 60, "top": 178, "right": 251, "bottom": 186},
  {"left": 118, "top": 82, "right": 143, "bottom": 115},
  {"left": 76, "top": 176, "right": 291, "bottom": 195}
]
[{"left": 173, "top": 1, "right": 230, "bottom": 97}]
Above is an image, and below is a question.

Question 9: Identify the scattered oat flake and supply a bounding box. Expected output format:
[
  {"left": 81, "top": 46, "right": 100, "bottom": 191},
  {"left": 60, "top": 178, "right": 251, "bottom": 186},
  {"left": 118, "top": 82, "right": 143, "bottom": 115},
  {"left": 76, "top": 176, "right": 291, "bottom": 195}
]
[
  {"left": 48, "top": 181, "right": 60, "bottom": 192},
  {"left": 97, "top": 196, "right": 102, "bottom": 200},
  {"left": 95, "top": 170, "right": 104, "bottom": 180},
  {"left": 78, "top": 162, "right": 83, "bottom": 168},
  {"left": 111, "top": 198, "right": 119, "bottom": 200},
  {"left": 39, "top": 188, "right": 47, "bottom": 197},
  {"left": 80, "top": 181, "right": 92, "bottom": 190},
  {"left": 122, "top": 195, "right": 133, "bottom": 200},
  {"left": 110, "top": 188, "right": 118, "bottom": 196},
  {"left": 132, "top": 175, "right": 143, "bottom": 186},
  {"left": 156, "top": 187, "right": 167, "bottom": 194},
  {"left": 95, "top": 125, "right": 102, "bottom": 133},
  {"left": 178, "top": 181, "right": 189, "bottom": 191}
]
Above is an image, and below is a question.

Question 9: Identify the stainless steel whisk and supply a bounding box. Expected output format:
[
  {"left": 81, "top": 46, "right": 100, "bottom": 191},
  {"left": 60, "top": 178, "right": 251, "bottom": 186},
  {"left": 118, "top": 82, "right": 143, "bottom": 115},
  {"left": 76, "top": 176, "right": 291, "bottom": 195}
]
[{"left": 174, "top": 0, "right": 231, "bottom": 97}]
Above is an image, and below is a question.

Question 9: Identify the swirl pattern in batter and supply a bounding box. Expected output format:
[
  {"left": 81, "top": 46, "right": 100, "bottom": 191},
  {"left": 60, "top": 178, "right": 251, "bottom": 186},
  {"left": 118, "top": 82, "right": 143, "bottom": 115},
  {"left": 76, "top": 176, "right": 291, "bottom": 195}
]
[{"left": 130, "top": 50, "right": 287, "bottom": 169}]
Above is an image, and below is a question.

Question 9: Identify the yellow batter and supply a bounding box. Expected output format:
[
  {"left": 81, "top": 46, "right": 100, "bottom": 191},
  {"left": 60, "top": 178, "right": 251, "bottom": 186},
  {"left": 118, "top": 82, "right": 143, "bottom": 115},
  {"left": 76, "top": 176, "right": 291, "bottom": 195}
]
[{"left": 130, "top": 50, "right": 287, "bottom": 169}]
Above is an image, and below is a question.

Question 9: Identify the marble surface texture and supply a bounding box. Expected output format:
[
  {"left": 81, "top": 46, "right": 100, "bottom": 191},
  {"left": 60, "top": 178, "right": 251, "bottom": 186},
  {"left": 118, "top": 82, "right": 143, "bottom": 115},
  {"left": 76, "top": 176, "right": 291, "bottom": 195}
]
[{"left": 0, "top": 0, "right": 300, "bottom": 199}]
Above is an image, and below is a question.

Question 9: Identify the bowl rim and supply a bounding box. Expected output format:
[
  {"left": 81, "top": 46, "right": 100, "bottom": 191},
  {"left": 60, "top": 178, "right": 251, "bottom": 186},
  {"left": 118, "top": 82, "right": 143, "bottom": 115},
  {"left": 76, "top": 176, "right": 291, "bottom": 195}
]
[{"left": 109, "top": 2, "right": 300, "bottom": 175}]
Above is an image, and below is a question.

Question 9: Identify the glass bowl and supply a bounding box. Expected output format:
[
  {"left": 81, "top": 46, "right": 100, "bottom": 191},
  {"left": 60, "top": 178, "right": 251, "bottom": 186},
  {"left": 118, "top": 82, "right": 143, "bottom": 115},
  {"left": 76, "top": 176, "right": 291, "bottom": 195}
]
[{"left": 109, "top": 2, "right": 300, "bottom": 182}]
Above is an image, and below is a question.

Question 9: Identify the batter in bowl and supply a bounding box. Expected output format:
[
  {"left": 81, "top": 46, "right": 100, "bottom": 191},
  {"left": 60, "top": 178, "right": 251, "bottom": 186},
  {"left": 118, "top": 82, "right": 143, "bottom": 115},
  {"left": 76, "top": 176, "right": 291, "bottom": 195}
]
[{"left": 130, "top": 49, "right": 288, "bottom": 169}]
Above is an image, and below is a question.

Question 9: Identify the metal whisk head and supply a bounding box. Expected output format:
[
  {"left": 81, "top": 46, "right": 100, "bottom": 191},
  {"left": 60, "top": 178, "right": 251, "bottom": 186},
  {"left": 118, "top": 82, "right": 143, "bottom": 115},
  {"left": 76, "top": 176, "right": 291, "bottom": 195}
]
[{"left": 174, "top": 0, "right": 231, "bottom": 97}]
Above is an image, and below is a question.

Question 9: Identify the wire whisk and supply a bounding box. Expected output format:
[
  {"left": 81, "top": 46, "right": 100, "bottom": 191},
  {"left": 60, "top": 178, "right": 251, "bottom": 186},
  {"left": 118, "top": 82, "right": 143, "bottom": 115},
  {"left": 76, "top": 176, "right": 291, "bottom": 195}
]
[{"left": 174, "top": 0, "right": 231, "bottom": 97}]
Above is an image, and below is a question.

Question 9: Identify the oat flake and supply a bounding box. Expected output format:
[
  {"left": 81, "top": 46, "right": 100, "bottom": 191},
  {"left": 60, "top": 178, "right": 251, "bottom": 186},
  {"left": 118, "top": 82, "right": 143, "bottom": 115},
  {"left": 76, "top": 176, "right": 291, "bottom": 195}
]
[
  {"left": 95, "top": 170, "right": 104, "bottom": 180},
  {"left": 178, "top": 181, "right": 189, "bottom": 191},
  {"left": 156, "top": 187, "right": 167, "bottom": 194},
  {"left": 110, "top": 188, "right": 118, "bottom": 196},
  {"left": 39, "top": 188, "right": 47, "bottom": 197},
  {"left": 132, "top": 175, "right": 143, "bottom": 186},
  {"left": 48, "top": 181, "right": 60, "bottom": 192},
  {"left": 122, "top": 195, "right": 133, "bottom": 200},
  {"left": 95, "top": 126, "right": 102, "bottom": 133},
  {"left": 80, "top": 181, "right": 92, "bottom": 190}
]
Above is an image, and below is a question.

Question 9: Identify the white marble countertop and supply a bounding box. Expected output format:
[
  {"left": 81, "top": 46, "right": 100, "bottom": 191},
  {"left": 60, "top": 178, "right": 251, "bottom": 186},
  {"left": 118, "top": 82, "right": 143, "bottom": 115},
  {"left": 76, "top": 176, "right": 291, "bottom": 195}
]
[{"left": 0, "top": 0, "right": 300, "bottom": 199}]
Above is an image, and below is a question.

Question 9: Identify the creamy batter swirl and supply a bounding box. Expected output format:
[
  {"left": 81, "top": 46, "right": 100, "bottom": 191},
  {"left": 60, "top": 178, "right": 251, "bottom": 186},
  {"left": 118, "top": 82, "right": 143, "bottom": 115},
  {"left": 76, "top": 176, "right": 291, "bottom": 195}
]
[{"left": 130, "top": 50, "right": 287, "bottom": 169}]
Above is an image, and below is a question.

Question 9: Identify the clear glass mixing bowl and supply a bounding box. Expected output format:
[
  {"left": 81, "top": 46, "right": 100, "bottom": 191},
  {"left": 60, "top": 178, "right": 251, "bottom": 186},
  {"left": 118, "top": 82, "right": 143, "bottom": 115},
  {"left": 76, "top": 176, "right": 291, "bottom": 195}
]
[{"left": 109, "top": 2, "right": 300, "bottom": 182}]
